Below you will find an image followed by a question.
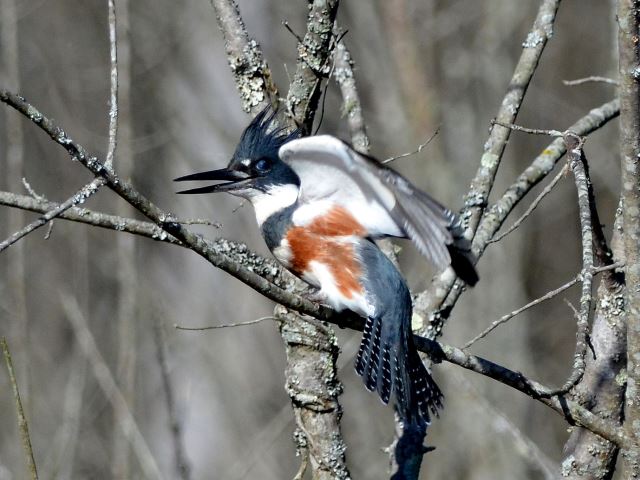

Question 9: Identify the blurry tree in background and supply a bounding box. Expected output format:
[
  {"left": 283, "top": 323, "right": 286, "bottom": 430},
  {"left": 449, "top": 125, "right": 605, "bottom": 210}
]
[{"left": 1, "top": 0, "right": 639, "bottom": 479}]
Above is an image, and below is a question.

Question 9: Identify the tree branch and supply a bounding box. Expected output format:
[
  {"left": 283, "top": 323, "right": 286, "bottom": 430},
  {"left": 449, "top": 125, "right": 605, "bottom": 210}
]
[
  {"left": 416, "top": 98, "right": 620, "bottom": 337},
  {"left": 561, "top": 202, "right": 626, "bottom": 479},
  {"left": 463, "top": 0, "right": 562, "bottom": 234},
  {"left": 618, "top": 0, "right": 640, "bottom": 475},
  {"left": 2, "top": 337, "right": 38, "bottom": 480},
  {"left": 285, "top": 0, "right": 339, "bottom": 133},
  {"left": 0, "top": 177, "right": 105, "bottom": 253},
  {"left": 418, "top": 0, "right": 563, "bottom": 336},
  {"left": 210, "top": 0, "right": 278, "bottom": 112},
  {"left": 546, "top": 133, "right": 594, "bottom": 396}
]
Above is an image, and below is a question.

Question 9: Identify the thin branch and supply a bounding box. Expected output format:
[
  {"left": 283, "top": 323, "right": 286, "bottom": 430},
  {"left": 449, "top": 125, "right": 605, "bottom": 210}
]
[
  {"left": 174, "top": 316, "right": 274, "bottom": 331},
  {"left": 0, "top": 178, "right": 105, "bottom": 253},
  {"left": 464, "top": 263, "right": 621, "bottom": 349},
  {"left": 563, "top": 76, "right": 618, "bottom": 86},
  {"left": 469, "top": 135, "right": 598, "bottom": 399},
  {"left": 105, "top": 0, "right": 118, "bottom": 169},
  {"left": 545, "top": 133, "right": 594, "bottom": 396},
  {"left": 60, "top": 294, "right": 164, "bottom": 480},
  {"left": 420, "top": 338, "right": 627, "bottom": 448},
  {"left": 419, "top": 0, "right": 563, "bottom": 337},
  {"left": 491, "top": 119, "right": 563, "bottom": 137},
  {"left": 154, "top": 323, "right": 191, "bottom": 480},
  {"left": 2, "top": 337, "right": 38, "bottom": 480},
  {"left": 176, "top": 218, "right": 222, "bottom": 228},
  {"left": 561, "top": 202, "right": 625, "bottom": 479},
  {"left": 22, "top": 178, "right": 45, "bottom": 201},
  {"left": 383, "top": 128, "right": 440, "bottom": 164},
  {"left": 462, "top": 0, "right": 562, "bottom": 235},
  {"left": 0, "top": 190, "right": 182, "bottom": 244},
  {"left": 417, "top": 98, "right": 620, "bottom": 337},
  {"left": 489, "top": 163, "right": 569, "bottom": 244}
]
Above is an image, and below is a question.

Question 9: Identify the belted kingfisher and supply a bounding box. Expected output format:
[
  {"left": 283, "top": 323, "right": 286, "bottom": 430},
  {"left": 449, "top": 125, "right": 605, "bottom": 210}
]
[{"left": 175, "top": 108, "right": 477, "bottom": 427}]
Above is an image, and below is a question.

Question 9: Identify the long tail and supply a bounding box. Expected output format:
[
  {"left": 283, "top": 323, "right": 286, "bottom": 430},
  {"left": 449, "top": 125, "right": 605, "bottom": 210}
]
[{"left": 354, "top": 314, "right": 443, "bottom": 427}]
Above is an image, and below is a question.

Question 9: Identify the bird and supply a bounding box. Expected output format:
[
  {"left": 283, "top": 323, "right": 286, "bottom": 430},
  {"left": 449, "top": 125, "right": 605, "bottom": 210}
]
[{"left": 175, "top": 107, "right": 478, "bottom": 427}]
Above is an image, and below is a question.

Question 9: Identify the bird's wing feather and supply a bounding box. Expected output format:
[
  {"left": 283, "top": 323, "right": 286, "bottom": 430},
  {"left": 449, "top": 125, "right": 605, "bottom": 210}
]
[{"left": 279, "top": 135, "right": 455, "bottom": 270}]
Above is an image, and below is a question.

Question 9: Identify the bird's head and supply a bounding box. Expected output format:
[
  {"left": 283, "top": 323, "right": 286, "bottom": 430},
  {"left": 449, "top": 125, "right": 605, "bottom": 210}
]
[{"left": 175, "top": 107, "right": 301, "bottom": 223}]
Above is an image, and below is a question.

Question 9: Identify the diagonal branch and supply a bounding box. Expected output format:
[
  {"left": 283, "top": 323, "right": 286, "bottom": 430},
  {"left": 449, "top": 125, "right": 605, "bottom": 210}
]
[
  {"left": 0, "top": 177, "right": 105, "bottom": 253},
  {"left": 418, "top": 0, "right": 562, "bottom": 338},
  {"left": 210, "top": 0, "right": 278, "bottom": 112},
  {"left": 2, "top": 337, "right": 38, "bottom": 480},
  {"left": 618, "top": 0, "right": 640, "bottom": 475},
  {"left": 285, "top": 0, "right": 339, "bottom": 133},
  {"left": 416, "top": 99, "right": 620, "bottom": 337},
  {"left": 463, "top": 0, "right": 562, "bottom": 234}
]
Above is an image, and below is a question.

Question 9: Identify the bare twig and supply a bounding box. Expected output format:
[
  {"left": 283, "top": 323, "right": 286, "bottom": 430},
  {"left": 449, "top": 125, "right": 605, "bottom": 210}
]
[
  {"left": 22, "top": 178, "right": 45, "bottom": 201},
  {"left": 0, "top": 178, "right": 105, "bottom": 253},
  {"left": 490, "top": 163, "right": 569, "bottom": 244},
  {"left": 177, "top": 218, "right": 222, "bottom": 228},
  {"left": 563, "top": 76, "right": 618, "bottom": 86},
  {"left": 0, "top": 190, "right": 181, "bottom": 244},
  {"left": 174, "top": 316, "right": 274, "bottom": 331},
  {"left": 105, "top": 0, "right": 118, "bottom": 169},
  {"left": 417, "top": 98, "right": 620, "bottom": 337},
  {"left": 383, "top": 128, "right": 440, "bottom": 164},
  {"left": 464, "top": 262, "right": 622, "bottom": 349},
  {"left": 561, "top": 204, "right": 625, "bottom": 479},
  {"left": 490, "top": 119, "right": 563, "bottom": 137},
  {"left": 60, "top": 294, "right": 164, "bottom": 479},
  {"left": 282, "top": 20, "right": 304, "bottom": 44},
  {"left": 2, "top": 337, "right": 38, "bottom": 480},
  {"left": 154, "top": 323, "right": 191, "bottom": 480}
]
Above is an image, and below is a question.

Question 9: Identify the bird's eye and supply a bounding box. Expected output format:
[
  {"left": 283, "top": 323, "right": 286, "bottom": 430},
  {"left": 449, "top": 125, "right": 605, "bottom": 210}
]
[{"left": 254, "top": 158, "right": 271, "bottom": 173}]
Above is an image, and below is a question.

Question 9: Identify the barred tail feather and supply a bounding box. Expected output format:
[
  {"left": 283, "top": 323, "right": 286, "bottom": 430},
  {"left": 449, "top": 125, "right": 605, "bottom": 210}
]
[{"left": 355, "top": 314, "right": 443, "bottom": 427}]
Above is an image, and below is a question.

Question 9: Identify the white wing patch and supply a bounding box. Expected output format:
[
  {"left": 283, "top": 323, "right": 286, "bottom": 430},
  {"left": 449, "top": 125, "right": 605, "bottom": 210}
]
[
  {"left": 279, "top": 135, "right": 456, "bottom": 269},
  {"left": 281, "top": 137, "right": 402, "bottom": 237}
]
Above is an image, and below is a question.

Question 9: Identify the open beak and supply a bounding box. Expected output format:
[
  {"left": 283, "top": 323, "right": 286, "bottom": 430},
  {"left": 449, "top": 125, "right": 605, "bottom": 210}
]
[{"left": 174, "top": 168, "right": 254, "bottom": 194}]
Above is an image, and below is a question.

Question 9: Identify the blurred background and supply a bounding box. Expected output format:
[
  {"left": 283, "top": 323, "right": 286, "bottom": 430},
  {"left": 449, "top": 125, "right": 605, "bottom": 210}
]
[{"left": 0, "top": 0, "right": 621, "bottom": 478}]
